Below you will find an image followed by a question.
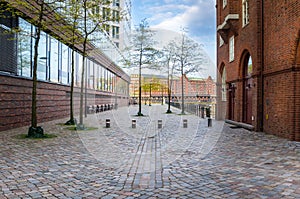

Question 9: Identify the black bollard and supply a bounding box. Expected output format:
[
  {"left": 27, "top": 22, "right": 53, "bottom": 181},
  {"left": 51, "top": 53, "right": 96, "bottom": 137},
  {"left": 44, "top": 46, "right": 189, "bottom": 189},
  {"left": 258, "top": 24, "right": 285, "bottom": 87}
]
[{"left": 106, "top": 119, "right": 110, "bottom": 128}]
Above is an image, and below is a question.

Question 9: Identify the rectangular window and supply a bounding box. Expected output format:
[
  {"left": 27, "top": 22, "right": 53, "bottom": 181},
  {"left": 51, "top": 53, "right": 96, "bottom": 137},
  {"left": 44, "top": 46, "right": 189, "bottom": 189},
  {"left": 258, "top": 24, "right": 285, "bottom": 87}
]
[
  {"left": 88, "top": 60, "right": 94, "bottom": 89},
  {"left": 0, "top": 11, "right": 18, "bottom": 75},
  {"left": 107, "top": 70, "right": 110, "bottom": 91},
  {"left": 102, "top": 8, "right": 110, "bottom": 21},
  {"left": 50, "top": 37, "right": 59, "bottom": 82},
  {"left": 98, "top": 65, "right": 102, "bottom": 90},
  {"left": 113, "top": 0, "right": 120, "bottom": 7},
  {"left": 103, "top": 68, "right": 107, "bottom": 90},
  {"left": 219, "top": 35, "right": 224, "bottom": 47},
  {"left": 112, "top": 10, "right": 120, "bottom": 22},
  {"left": 112, "top": 26, "right": 119, "bottom": 39},
  {"left": 37, "top": 31, "right": 47, "bottom": 80},
  {"left": 17, "top": 18, "right": 32, "bottom": 77},
  {"left": 229, "top": 36, "right": 234, "bottom": 62},
  {"left": 61, "top": 43, "right": 69, "bottom": 84},
  {"left": 76, "top": 52, "right": 83, "bottom": 86},
  {"left": 103, "top": 24, "right": 110, "bottom": 35},
  {"left": 242, "top": 0, "right": 249, "bottom": 26}
]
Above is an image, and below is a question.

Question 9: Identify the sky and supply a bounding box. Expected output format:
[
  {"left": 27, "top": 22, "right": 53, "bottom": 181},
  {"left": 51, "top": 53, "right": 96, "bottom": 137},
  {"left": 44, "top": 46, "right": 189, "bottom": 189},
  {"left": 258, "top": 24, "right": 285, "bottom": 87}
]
[{"left": 131, "top": 0, "right": 217, "bottom": 78}]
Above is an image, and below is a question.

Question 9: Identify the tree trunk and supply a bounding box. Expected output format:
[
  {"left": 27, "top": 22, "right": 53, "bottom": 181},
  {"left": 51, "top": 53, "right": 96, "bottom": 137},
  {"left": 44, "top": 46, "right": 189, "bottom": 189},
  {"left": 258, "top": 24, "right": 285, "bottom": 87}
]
[
  {"left": 31, "top": 28, "right": 40, "bottom": 128},
  {"left": 78, "top": 37, "right": 87, "bottom": 129},
  {"left": 138, "top": 49, "right": 143, "bottom": 116},
  {"left": 65, "top": 49, "right": 75, "bottom": 125},
  {"left": 167, "top": 61, "right": 172, "bottom": 113},
  {"left": 181, "top": 63, "right": 185, "bottom": 114},
  {"left": 28, "top": 2, "right": 44, "bottom": 137}
]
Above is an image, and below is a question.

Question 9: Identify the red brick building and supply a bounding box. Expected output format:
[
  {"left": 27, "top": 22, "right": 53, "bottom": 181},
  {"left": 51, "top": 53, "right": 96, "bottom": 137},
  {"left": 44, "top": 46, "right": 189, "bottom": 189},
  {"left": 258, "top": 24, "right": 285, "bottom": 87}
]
[
  {"left": 172, "top": 75, "right": 216, "bottom": 102},
  {"left": 216, "top": 0, "right": 300, "bottom": 141}
]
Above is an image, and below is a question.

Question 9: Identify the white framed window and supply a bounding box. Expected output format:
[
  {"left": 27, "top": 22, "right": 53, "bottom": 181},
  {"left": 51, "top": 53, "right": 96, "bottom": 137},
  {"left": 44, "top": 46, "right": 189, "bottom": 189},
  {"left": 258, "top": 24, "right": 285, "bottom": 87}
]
[
  {"left": 219, "top": 35, "right": 224, "bottom": 47},
  {"left": 223, "top": 0, "right": 227, "bottom": 8},
  {"left": 229, "top": 36, "right": 235, "bottom": 62},
  {"left": 222, "top": 68, "right": 227, "bottom": 101},
  {"left": 242, "top": 0, "right": 249, "bottom": 26}
]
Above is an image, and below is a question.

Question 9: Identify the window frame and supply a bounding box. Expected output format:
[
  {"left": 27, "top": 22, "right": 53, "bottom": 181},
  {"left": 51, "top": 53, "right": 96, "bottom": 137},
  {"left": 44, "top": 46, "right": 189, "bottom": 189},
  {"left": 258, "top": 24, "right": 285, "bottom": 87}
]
[
  {"left": 229, "top": 36, "right": 235, "bottom": 62},
  {"left": 219, "top": 35, "right": 224, "bottom": 47},
  {"left": 242, "top": 0, "right": 249, "bottom": 27}
]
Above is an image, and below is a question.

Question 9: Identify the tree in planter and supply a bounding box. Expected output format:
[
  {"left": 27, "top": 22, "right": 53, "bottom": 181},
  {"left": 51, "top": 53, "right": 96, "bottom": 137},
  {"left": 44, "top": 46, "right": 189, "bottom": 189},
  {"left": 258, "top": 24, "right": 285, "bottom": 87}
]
[
  {"left": 124, "top": 19, "right": 160, "bottom": 116},
  {"left": 171, "top": 30, "right": 205, "bottom": 114},
  {"left": 62, "top": 0, "right": 81, "bottom": 126},
  {"left": 160, "top": 40, "right": 178, "bottom": 113},
  {"left": 2, "top": 0, "right": 64, "bottom": 138}
]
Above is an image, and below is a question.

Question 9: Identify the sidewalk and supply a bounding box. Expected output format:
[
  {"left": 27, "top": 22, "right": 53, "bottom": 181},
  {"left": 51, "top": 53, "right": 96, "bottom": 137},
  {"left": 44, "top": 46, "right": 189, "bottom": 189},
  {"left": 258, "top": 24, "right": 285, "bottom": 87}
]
[{"left": 0, "top": 105, "right": 299, "bottom": 198}]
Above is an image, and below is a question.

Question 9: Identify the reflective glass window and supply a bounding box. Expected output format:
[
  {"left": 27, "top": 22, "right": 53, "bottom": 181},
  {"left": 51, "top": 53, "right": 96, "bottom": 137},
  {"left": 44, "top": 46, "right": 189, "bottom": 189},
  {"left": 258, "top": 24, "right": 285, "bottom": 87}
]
[
  {"left": 17, "top": 18, "right": 32, "bottom": 77},
  {"left": 37, "top": 31, "right": 47, "bottom": 80},
  {"left": 50, "top": 37, "right": 59, "bottom": 82},
  {"left": 61, "top": 43, "right": 69, "bottom": 84}
]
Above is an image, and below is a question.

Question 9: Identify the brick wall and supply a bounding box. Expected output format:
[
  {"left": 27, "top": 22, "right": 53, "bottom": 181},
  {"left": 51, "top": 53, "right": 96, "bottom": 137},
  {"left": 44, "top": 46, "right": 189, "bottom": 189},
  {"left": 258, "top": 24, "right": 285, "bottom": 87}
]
[
  {"left": 263, "top": 0, "right": 300, "bottom": 140},
  {"left": 0, "top": 75, "right": 129, "bottom": 131},
  {"left": 216, "top": 0, "right": 300, "bottom": 140}
]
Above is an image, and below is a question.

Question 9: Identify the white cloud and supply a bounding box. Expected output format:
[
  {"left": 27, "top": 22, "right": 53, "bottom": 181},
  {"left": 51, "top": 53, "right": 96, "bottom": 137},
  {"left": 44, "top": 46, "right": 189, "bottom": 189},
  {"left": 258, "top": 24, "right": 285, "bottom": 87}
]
[{"left": 132, "top": 0, "right": 217, "bottom": 76}]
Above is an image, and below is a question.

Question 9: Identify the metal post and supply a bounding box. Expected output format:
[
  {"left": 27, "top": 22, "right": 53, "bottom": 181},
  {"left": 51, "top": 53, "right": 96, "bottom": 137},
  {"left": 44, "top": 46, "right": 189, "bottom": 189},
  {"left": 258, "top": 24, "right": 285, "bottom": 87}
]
[
  {"left": 208, "top": 118, "right": 212, "bottom": 127},
  {"left": 158, "top": 120, "right": 162, "bottom": 129},
  {"left": 183, "top": 119, "right": 188, "bottom": 128},
  {"left": 132, "top": 119, "right": 136, "bottom": 128},
  {"left": 106, "top": 119, "right": 110, "bottom": 128}
]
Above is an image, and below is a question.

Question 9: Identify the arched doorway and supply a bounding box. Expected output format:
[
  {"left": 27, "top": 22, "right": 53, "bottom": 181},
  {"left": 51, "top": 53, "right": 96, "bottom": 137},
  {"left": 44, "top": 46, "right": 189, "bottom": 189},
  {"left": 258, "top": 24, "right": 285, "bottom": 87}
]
[{"left": 242, "top": 53, "right": 253, "bottom": 124}]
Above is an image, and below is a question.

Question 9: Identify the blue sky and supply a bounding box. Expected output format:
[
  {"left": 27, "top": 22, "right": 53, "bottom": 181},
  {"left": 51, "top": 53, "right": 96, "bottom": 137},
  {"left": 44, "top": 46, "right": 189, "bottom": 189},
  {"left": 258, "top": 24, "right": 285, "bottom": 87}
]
[{"left": 131, "top": 0, "right": 216, "bottom": 68}]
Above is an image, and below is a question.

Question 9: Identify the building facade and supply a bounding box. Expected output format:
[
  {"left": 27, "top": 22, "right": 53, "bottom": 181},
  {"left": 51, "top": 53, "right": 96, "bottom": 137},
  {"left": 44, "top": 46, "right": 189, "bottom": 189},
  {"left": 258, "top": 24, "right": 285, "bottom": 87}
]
[
  {"left": 129, "top": 74, "right": 216, "bottom": 112},
  {"left": 216, "top": 0, "right": 300, "bottom": 141},
  {"left": 97, "top": 0, "right": 131, "bottom": 51},
  {"left": 0, "top": 1, "right": 130, "bottom": 131}
]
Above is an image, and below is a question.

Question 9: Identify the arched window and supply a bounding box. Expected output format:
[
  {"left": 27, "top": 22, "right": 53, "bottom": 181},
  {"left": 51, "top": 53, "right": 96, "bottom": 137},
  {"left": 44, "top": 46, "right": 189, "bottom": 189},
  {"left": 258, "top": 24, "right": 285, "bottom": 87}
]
[{"left": 222, "top": 67, "right": 226, "bottom": 101}]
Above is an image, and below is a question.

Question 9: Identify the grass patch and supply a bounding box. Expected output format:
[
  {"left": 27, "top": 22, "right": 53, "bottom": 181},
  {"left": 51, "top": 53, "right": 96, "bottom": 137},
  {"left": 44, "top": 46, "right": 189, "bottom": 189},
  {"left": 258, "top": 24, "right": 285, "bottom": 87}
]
[
  {"left": 66, "top": 126, "right": 98, "bottom": 131},
  {"left": 56, "top": 123, "right": 67, "bottom": 126},
  {"left": 15, "top": 134, "right": 57, "bottom": 139}
]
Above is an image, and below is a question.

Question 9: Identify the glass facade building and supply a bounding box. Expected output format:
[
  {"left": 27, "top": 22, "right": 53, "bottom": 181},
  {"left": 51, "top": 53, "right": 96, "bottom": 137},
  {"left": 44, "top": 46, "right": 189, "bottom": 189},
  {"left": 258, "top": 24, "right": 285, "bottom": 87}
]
[
  {"left": 0, "top": 1, "right": 130, "bottom": 131},
  {"left": 1, "top": 16, "right": 129, "bottom": 95}
]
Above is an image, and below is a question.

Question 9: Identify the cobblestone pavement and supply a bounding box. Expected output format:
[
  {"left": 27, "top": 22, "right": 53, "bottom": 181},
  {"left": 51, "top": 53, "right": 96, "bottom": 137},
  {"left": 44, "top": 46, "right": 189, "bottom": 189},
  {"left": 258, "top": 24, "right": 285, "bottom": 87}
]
[{"left": 0, "top": 105, "right": 299, "bottom": 199}]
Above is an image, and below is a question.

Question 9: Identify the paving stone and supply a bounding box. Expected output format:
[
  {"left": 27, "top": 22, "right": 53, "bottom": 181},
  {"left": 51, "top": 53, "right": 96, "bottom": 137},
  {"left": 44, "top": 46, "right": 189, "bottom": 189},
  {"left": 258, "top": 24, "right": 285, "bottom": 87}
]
[{"left": 0, "top": 105, "right": 299, "bottom": 198}]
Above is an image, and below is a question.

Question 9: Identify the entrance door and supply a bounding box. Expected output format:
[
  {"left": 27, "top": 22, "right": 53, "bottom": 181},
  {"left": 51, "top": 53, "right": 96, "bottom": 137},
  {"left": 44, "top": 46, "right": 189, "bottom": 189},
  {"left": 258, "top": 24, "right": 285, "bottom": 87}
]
[
  {"left": 228, "top": 83, "right": 235, "bottom": 120},
  {"left": 243, "top": 55, "right": 253, "bottom": 124}
]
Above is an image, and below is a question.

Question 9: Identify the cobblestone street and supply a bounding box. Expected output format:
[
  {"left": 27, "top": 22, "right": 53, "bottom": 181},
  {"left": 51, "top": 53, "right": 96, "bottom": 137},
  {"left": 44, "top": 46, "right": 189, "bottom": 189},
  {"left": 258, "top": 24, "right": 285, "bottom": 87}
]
[{"left": 0, "top": 105, "right": 299, "bottom": 198}]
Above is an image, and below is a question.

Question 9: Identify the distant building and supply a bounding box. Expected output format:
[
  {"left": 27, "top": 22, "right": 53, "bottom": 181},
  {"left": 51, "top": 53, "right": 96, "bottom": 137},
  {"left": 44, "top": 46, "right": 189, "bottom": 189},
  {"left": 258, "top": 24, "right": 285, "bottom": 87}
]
[
  {"left": 129, "top": 74, "right": 216, "bottom": 114},
  {"left": 216, "top": 0, "right": 300, "bottom": 141}
]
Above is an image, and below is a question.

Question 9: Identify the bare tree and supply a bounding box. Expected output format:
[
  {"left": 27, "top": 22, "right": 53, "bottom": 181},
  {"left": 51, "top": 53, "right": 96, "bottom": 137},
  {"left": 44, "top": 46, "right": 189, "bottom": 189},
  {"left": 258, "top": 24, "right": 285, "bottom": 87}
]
[
  {"left": 171, "top": 31, "right": 205, "bottom": 114},
  {"left": 161, "top": 41, "right": 178, "bottom": 113},
  {"left": 63, "top": 0, "right": 81, "bottom": 125},
  {"left": 124, "top": 19, "right": 159, "bottom": 116}
]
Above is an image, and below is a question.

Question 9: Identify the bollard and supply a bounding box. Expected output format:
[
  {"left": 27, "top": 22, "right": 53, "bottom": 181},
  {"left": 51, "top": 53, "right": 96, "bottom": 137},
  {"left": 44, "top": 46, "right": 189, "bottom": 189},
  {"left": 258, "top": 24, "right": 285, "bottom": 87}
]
[
  {"left": 183, "top": 119, "right": 188, "bottom": 128},
  {"left": 158, "top": 120, "right": 162, "bottom": 129},
  {"left": 106, "top": 119, "right": 110, "bottom": 128},
  {"left": 201, "top": 107, "right": 205, "bottom": 118},
  {"left": 132, "top": 119, "right": 136, "bottom": 128},
  {"left": 208, "top": 118, "right": 212, "bottom": 127}
]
